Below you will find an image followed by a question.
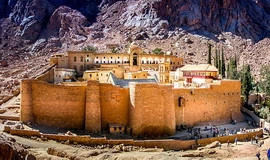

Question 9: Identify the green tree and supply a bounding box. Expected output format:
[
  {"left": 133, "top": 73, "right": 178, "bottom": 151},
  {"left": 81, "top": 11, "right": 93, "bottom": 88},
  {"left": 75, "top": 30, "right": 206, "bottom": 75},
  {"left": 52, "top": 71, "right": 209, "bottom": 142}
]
[
  {"left": 227, "top": 56, "right": 239, "bottom": 80},
  {"left": 258, "top": 65, "right": 270, "bottom": 95},
  {"left": 240, "top": 65, "right": 253, "bottom": 103},
  {"left": 221, "top": 48, "right": 226, "bottom": 78},
  {"left": 207, "top": 43, "right": 212, "bottom": 64},
  {"left": 214, "top": 49, "right": 219, "bottom": 68},
  {"left": 152, "top": 48, "right": 164, "bottom": 54},
  {"left": 111, "top": 47, "right": 118, "bottom": 53},
  {"left": 82, "top": 45, "right": 97, "bottom": 52}
]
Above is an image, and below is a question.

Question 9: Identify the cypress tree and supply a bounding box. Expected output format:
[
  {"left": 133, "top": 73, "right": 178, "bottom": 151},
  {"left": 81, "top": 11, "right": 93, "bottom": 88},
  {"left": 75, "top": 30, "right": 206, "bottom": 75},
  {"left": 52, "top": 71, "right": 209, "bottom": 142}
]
[
  {"left": 218, "top": 56, "right": 222, "bottom": 76},
  {"left": 214, "top": 49, "right": 218, "bottom": 68},
  {"left": 221, "top": 48, "right": 226, "bottom": 78},
  {"left": 226, "top": 60, "right": 230, "bottom": 79},
  {"left": 207, "top": 43, "right": 212, "bottom": 64},
  {"left": 241, "top": 65, "right": 253, "bottom": 103}
]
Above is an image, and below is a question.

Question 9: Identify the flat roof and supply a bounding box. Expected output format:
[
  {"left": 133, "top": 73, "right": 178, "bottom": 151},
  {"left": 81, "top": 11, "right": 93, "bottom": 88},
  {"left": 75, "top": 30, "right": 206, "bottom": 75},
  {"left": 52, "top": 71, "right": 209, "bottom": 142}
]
[{"left": 180, "top": 64, "right": 218, "bottom": 72}]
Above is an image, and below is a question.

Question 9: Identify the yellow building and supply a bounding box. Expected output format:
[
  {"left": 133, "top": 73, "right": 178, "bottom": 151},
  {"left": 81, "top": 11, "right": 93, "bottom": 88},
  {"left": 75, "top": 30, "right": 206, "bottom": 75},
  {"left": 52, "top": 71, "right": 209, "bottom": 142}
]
[{"left": 50, "top": 43, "right": 183, "bottom": 76}]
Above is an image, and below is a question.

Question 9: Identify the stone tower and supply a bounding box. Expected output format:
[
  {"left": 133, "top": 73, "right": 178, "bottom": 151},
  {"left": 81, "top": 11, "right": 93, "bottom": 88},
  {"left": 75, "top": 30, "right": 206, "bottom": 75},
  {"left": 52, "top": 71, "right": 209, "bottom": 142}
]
[
  {"left": 128, "top": 42, "right": 142, "bottom": 72},
  {"left": 158, "top": 62, "right": 170, "bottom": 84}
]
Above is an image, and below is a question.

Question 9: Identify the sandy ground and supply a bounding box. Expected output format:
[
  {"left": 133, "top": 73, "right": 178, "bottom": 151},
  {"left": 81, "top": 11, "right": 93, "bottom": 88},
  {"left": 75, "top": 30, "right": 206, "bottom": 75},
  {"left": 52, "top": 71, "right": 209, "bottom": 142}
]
[{"left": 0, "top": 130, "right": 268, "bottom": 160}]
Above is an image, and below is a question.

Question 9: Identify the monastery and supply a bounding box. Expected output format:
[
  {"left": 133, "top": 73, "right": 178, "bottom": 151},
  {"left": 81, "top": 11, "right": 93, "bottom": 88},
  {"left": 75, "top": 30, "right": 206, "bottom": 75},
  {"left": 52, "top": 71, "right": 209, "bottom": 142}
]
[{"left": 20, "top": 43, "right": 244, "bottom": 137}]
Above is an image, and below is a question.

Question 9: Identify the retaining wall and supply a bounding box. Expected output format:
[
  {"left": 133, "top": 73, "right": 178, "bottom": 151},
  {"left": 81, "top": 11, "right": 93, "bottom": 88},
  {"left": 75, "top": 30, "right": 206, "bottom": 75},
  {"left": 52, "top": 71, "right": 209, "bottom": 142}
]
[{"left": 5, "top": 127, "right": 263, "bottom": 151}]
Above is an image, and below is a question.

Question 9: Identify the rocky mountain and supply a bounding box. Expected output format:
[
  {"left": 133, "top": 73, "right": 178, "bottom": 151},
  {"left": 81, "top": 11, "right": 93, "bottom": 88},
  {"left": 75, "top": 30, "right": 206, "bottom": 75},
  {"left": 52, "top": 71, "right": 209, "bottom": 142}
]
[{"left": 1, "top": 0, "right": 270, "bottom": 74}]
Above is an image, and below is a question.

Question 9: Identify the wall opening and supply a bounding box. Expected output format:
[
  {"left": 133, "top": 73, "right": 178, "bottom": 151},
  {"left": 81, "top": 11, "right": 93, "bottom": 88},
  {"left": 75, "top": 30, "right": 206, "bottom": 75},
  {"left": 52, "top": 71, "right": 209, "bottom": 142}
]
[{"left": 133, "top": 53, "right": 138, "bottom": 65}]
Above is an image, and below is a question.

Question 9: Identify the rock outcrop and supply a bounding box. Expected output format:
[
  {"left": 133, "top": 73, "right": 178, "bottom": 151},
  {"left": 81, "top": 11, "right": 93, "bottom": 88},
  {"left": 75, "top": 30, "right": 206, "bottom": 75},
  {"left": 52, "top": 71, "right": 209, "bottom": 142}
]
[
  {"left": 0, "top": 134, "right": 29, "bottom": 159},
  {"left": 46, "top": 6, "right": 89, "bottom": 46}
]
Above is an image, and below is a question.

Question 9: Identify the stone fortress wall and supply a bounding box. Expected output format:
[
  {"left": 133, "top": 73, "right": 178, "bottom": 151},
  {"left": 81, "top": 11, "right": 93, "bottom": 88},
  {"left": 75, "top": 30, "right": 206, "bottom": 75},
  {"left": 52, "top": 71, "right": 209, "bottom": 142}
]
[{"left": 21, "top": 77, "right": 244, "bottom": 136}]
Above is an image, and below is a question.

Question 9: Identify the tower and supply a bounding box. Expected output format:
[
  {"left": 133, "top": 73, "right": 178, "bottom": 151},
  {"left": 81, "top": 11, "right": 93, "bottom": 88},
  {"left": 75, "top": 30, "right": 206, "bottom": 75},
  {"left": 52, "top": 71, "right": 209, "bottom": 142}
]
[
  {"left": 159, "top": 62, "right": 170, "bottom": 84},
  {"left": 128, "top": 42, "right": 142, "bottom": 71}
]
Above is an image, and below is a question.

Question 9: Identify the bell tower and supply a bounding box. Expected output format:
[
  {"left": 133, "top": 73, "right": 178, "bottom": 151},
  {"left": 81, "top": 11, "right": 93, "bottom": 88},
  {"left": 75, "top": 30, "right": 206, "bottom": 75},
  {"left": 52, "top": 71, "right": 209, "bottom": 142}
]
[{"left": 159, "top": 62, "right": 170, "bottom": 84}]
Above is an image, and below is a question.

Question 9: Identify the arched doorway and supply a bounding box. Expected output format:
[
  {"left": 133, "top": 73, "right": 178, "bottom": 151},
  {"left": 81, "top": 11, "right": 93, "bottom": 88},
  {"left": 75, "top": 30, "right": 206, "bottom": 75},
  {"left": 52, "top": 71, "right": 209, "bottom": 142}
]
[{"left": 133, "top": 53, "right": 138, "bottom": 65}]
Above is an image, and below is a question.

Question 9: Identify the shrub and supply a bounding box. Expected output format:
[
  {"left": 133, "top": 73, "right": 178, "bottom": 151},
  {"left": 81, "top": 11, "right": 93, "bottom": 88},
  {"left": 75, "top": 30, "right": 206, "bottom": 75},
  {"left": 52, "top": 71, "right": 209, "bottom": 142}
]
[
  {"left": 152, "top": 48, "right": 164, "bottom": 55},
  {"left": 82, "top": 45, "right": 97, "bottom": 52}
]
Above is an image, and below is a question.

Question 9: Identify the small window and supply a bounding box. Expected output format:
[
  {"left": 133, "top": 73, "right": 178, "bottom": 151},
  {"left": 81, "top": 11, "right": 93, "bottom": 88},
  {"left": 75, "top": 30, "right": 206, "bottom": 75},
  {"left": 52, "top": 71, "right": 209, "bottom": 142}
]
[
  {"left": 106, "top": 74, "right": 108, "bottom": 77},
  {"left": 86, "top": 59, "right": 89, "bottom": 62},
  {"left": 80, "top": 56, "right": 83, "bottom": 62},
  {"left": 111, "top": 57, "right": 113, "bottom": 59},
  {"left": 90, "top": 74, "right": 92, "bottom": 78},
  {"left": 96, "top": 61, "right": 99, "bottom": 63},
  {"left": 101, "top": 73, "right": 103, "bottom": 76},
  {"left": 104, "top": 57, "right": 105, "bottom": 59},
  {"left": 87, "top": 55, "right": 89, "bottom": 57},
  {"left": 134, "top": 76, "right": 137, "bottom": 78},
  {"left": 96, "top": 74, "right": 98, "bottom": 76},
  {"left": 118, "top": 57, "right": 120, "bottom": 59},
  {"left": 96, "top": 57, "right": 98, "bottom": 59},
  {"left": 74, "top": 56, "right": 77, "bottom": 62}
]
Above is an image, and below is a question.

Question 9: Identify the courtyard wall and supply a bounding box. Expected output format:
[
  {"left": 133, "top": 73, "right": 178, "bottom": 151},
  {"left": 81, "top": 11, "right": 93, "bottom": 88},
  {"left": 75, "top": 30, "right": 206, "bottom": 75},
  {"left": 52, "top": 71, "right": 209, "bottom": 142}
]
[
  {"left": 129, "top": 83, "right": 175, "bottom": 137},
  {"left": 174, "top": 80, "right": 244, "bottom": 126}
]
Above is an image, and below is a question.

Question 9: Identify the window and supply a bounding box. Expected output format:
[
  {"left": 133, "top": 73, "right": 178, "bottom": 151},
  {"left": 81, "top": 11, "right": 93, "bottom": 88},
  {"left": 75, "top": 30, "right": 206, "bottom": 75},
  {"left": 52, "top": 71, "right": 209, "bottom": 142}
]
[
  {"left": 81, "top": 56, "right": 83, "bottom": 62},
  {"left": 86, "top": 59, "right": 89, "bottom": 62},
  {"left": 74, "top": 56, "right": 77, "bottom": 62},
  {"left": 104, "top": 57, "right": 105, "bottom": 59},
  {"left": 90, "top": 74, "right": 92, "bottom": 78},
  {"left": 96, "top": 61, "right": 99, "bottom": 63},
  {"left": 87, "top": 55, "right": 89, "bottom": 57},
  {"left": 134, "top": 76, "right": 137, "bottom": 78},
  {"left": 178, "top": 96, "right": 183, "bottom": 107},
  {"left": 106, "top": 74, "right": 108, "bottom": 77}
]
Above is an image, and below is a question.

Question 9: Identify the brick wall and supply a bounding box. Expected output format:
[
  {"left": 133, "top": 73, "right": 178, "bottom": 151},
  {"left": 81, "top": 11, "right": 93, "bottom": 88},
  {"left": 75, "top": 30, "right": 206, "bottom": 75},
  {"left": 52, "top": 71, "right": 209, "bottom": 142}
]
[
  {"left": 35, "top": 67, "right": 54, "bottom": 83},
  {"left": 174, "top": 80, "right": 244, "bottom": 126},
  {"left": 129, "top": 83, "right": 175, "bottom": 137},
  {"left": 99, "top": 84, "right": 129, "bottom": 130},
  {"left": 22, "top": 80, "right": 87, "bottom": 129},
  {"left": 85, "top": 81, "right": 101, "bottom": 132}
]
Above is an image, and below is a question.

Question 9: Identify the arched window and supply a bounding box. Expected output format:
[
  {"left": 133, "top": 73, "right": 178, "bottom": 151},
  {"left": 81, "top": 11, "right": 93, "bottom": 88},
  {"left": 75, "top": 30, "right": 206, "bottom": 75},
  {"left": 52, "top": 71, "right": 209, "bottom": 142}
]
[{"left": 133, "top": 53, "right": 138, "bottom": 65}]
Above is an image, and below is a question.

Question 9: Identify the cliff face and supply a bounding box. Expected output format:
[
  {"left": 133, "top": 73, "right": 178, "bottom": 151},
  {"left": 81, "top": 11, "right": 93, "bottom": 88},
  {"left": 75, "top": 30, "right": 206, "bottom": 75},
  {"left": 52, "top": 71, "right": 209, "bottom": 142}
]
[
  {"left": 1, "top": 0, "right": 270, "bottom": 60},
  {"left": 112, "top": 0, "right": 270, "bottom": 42}
]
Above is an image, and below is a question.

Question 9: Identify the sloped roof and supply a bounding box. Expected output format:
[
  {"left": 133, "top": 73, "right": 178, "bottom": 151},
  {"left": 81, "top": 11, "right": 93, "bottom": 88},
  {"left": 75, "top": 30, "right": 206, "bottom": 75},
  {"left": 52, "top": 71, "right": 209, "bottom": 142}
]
[
  {"left": 109, "top": 73, "right": 157, "bottom": 88},
  {"left": 180, "top": 64, "right": 218, "bottom": 72}
]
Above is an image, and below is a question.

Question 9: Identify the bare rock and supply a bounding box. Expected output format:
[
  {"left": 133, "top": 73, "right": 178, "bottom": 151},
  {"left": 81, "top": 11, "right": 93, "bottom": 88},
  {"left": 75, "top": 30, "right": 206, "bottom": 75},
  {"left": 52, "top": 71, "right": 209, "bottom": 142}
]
[
  {"left": 205, "top": 141, "right": 220, "bottom": 149},
  {"left": 10, "top": 0, "right": 55, "bottom": 42},
  {"left": 0, "top": 134, "right": 29, "bottom": 159},
  {"left": 47, "top": 6, "right": 89, "bottom": 45}
]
